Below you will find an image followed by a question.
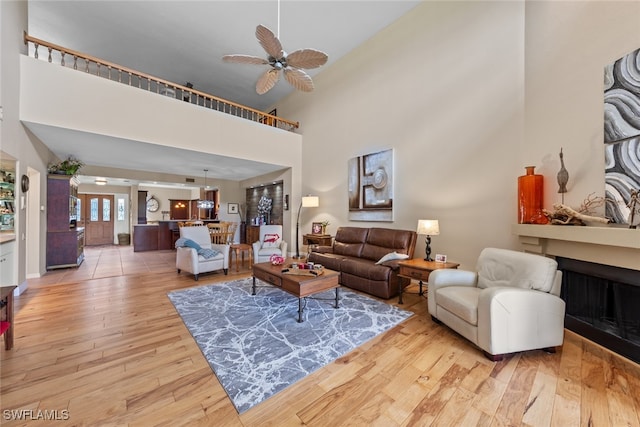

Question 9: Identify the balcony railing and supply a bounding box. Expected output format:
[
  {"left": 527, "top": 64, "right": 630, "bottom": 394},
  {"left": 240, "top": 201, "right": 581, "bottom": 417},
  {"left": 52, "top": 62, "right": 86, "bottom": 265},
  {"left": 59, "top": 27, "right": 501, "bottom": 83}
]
[{"left": 23, "top": 32, "right": 299, "bottom": 131}]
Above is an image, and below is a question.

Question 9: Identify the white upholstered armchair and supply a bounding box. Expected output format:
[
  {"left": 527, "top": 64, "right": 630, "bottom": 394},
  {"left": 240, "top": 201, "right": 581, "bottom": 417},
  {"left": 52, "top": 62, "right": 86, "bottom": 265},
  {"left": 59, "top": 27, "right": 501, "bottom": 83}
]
[
  {"left": 176, "top": 225, "right": 229, "bottom": 280},
  {"left": 428, "top": 248, "right": 565, "bottom": 360},
  {"left": 252, "top": 225, "right": 288, "bottom": 263}
]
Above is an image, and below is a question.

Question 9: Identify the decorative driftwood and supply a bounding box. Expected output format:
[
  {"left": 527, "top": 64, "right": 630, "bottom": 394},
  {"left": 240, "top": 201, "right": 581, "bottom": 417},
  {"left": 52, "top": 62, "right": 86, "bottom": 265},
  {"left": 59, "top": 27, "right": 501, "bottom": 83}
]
[{"left": 543, "top": 203, "right": 611, "bottom": 226}]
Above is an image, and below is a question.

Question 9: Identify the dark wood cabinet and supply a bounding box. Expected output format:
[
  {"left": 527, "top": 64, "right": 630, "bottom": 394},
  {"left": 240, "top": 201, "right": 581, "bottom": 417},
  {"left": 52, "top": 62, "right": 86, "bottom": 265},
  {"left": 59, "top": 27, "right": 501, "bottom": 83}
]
[
  {"left": 137, "top": 190, "right": 147, "bottom": 224},
  {"left": 246, "top": 225, "right": 260, "bottom": 245},
  {"left": 47, "top": 175, "right": 84, "bottom": 269},
  {"left": 133, "top": 225, "right": 158, "bottom": 252}
]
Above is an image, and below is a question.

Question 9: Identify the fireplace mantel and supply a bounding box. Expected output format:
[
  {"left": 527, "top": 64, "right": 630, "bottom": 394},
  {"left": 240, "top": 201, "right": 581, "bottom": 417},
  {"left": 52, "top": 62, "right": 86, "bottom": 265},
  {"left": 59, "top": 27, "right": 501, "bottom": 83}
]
[{"left": 512, "top": 224, "right": 640, "bottom": 270}]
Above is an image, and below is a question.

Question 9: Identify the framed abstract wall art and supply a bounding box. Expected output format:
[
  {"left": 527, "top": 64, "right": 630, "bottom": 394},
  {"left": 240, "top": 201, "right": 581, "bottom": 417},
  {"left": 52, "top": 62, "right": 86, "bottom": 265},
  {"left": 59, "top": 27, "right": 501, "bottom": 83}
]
[
  {"left": 604, "top": 48, "right": 640, "bottom": 224},
  {"left": 347, "top": 148, "right": 393, "bottom": 221}
]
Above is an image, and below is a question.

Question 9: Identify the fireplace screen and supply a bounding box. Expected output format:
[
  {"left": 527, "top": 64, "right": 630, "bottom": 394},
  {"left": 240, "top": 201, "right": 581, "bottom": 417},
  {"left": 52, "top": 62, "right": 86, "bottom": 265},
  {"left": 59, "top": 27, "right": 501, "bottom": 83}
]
[{"left": 558, "top": 257, "right": 640, "bottom": 364}]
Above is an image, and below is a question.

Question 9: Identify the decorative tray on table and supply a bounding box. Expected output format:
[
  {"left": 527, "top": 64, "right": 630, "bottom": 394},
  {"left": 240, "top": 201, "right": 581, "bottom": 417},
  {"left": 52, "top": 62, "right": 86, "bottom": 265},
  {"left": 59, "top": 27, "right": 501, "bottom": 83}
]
[{"left": 281, "top": 263, "right": 324, "bottom": 276}]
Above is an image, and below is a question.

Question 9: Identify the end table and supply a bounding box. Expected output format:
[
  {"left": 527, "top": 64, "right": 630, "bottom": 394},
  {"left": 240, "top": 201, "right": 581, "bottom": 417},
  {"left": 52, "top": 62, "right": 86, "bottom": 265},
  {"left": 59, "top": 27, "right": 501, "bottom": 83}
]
[{"left": 397, "top": 259, "right": 460, "bottom": 304}]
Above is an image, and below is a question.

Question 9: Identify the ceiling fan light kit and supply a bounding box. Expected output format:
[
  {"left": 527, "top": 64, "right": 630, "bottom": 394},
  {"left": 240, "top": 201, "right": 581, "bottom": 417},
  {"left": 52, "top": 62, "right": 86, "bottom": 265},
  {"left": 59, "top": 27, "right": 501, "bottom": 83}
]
[{"left": 223, "top": 24, "right": 328, "bottom": 95}]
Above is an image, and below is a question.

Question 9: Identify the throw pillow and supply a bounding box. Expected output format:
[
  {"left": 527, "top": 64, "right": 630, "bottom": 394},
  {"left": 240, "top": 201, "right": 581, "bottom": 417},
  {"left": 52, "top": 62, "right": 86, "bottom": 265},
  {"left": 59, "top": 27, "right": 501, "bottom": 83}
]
[
  {"left": 375, "top": 251, "right": 409, "bottom": 265},
  {"left": 262, "top": 233, "right": 281, "bottom": 248}
]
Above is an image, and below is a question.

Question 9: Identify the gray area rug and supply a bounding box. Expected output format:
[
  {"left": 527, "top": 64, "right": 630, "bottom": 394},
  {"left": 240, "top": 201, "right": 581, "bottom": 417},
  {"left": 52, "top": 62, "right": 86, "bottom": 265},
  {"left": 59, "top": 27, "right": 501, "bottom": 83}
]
[{"left": 167, "top": 277, "right": 413, "bottom": 413}]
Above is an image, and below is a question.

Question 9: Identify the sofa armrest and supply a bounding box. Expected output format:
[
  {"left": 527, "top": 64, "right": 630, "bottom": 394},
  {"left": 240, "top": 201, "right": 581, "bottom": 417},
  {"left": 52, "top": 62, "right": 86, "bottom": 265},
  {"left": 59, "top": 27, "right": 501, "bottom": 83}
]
[
  {"left": 428, "top": 269, "right": 477, "bottom": 316},
  {"left": 211, "top": 243, "right": 230, "bottom": 269},
  {"left": 477, "top": 287, "right": 566, "bottom": 355},
  {"left": 176, "top": 247, "right": 199, "bottom": 273},
  {"left": 279, "top": 241, "right": 288, "bottom": 257},
  {"left": 429, "top": 269, "right": 477, "bottom": 289},
  {"left": 314, "top": 245, "right": 333, "bottom": 254},
  {"left": 379, "top": 259, "right": 403, "bottom": 271}
]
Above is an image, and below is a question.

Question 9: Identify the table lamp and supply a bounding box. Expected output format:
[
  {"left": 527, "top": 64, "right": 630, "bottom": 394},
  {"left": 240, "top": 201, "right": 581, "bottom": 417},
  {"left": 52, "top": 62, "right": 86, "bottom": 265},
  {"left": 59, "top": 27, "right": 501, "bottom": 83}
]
[
  {"left": 295, "top": 195, "right": 319, "bottom": 258},
  {"left": 416, "top": 219, "right": 439, "bottom": 261}
]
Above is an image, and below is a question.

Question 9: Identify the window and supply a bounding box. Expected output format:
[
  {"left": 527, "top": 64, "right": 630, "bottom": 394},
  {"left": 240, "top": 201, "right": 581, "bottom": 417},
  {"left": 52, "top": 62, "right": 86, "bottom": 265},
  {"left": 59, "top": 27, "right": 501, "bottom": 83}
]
[
  {"left": 103, "top": 199, "right": 110, "bottom": 221},
  {"left": 117, "top": 198, "right": 125, "bottom": 221},
  {"left": 90, "top": 198, "right": 98, "bottom": 221}
]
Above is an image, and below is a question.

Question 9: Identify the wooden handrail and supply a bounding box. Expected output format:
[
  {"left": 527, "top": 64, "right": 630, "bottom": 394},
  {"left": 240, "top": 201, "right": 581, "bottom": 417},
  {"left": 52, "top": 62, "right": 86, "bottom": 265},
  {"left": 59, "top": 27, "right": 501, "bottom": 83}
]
[{"left": 23, "top": 32, "right": 299, "bottom": 131}]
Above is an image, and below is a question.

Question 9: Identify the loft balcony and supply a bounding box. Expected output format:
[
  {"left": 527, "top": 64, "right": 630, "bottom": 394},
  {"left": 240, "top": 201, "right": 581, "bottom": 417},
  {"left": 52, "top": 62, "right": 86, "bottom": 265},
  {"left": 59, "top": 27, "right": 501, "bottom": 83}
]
[
  {"left": 23, "top": 33, "right": 299, "bottom": 132},
  {"left": 19, "top": 33, "right": 303, "bottom": 184}
]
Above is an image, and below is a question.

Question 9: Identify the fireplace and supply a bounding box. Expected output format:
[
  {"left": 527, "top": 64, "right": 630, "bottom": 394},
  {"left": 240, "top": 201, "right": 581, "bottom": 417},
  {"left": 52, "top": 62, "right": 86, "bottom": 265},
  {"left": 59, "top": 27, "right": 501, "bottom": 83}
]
[
  {"left": 557, "top": 257, "right": 640, "bottom": 363},
  {"left": 513, "top": 224, "right": 640, "bottom": 364}
]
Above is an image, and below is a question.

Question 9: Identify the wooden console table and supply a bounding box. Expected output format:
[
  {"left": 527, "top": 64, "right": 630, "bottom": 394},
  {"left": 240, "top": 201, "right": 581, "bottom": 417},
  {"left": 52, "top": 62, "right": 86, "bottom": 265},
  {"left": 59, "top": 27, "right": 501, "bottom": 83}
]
[
  {"left": 303, "top": 234, "right": 332, "bottom": 246},
  {"left": 397, "top": 259, "right": 460, "bottom": 304}
]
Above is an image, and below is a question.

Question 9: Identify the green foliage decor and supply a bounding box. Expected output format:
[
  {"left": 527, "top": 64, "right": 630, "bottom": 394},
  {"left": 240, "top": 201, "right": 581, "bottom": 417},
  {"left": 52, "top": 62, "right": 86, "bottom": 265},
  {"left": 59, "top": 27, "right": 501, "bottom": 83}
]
[{"left": 48, "top": 156, "right": 84, "bottom": 176}]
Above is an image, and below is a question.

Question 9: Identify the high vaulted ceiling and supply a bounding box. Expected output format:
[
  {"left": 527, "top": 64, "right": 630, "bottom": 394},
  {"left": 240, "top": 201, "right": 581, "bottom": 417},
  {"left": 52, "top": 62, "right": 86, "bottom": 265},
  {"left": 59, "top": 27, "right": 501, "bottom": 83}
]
[{"left": 26, "top": 1, "right": 421, "bottom": 186}]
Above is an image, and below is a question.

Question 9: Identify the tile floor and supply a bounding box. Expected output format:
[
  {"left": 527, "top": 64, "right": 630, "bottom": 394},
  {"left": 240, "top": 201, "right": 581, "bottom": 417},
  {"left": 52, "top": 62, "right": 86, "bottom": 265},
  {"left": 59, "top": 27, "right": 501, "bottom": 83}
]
[
  {"left": 32, "top": 244, "right": 254, "bottom": 286},
  {"left": 32, "top": 245, "right": 176, "bottom": 285}
]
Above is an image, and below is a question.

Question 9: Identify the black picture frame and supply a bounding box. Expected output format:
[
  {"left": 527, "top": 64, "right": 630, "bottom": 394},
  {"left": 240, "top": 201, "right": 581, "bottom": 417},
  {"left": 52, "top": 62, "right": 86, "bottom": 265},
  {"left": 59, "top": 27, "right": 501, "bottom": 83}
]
[{"left": 228, "top": 203, "right": 239, "bottom": 214}]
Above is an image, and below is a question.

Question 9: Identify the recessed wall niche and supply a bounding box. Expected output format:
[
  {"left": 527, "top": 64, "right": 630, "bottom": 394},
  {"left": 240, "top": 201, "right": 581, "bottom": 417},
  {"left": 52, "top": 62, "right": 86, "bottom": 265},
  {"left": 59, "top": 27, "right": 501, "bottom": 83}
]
[{"left": 246, "top": 182, "right": 283, "bottom": 225}]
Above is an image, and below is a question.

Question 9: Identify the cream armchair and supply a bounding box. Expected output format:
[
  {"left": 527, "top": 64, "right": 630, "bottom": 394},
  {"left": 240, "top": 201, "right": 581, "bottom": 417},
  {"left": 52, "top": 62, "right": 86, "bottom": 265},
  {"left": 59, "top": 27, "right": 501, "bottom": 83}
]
[
  {"left": 428, "top": 248, "right": 565, "bottom": 360},
  {"left": 176, "top": 225, "right": 229, "bottom": 280},
  {"left": 252, "top": 225, "right": 288, "bottom": 263}
]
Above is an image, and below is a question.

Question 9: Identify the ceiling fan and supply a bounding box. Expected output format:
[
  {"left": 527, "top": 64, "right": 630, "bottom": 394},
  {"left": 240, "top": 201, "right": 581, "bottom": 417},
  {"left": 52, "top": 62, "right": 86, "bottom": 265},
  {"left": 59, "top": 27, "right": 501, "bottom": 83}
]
[{"left": 223, "top": 24, "right": 328, "bottom": 95}]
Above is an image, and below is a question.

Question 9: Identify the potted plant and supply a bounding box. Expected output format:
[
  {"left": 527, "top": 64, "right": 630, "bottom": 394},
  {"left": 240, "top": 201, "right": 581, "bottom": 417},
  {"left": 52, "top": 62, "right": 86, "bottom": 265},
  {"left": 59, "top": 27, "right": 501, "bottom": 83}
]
[
  {"left": 321, "top": 220, "right": 330, "bottom": 235},
  {"left": 48, "top": 156, "right": 84, "bottom": 176}
]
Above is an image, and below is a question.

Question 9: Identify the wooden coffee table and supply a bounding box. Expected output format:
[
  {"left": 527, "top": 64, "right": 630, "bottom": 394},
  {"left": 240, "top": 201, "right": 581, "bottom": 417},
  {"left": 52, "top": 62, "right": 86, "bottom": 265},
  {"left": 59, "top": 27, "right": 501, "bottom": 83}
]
[{"left": 252, "top": 260, "right": 340, "bottom": 322}]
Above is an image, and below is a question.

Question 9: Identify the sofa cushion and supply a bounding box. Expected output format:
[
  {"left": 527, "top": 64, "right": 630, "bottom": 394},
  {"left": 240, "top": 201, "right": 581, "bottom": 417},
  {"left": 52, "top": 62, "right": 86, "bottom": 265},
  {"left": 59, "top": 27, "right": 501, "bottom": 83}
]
[
  {"left": 361, "top": 228, "right": 415, "bottom": 261},
  {"left": 332, "top": 227, "right": 369, "bottom": 257},
  {"left": 256, "top": 246, "right": 284, "bottom": 258},
  {"left": 341, "top": 258, "right": 391, "bottom": 281},
  {"left": 436, "top": 286, "right": 482, "bottom": 325},
  {"left": 476, "top": 248, "right": 558, "bottom": 293}
]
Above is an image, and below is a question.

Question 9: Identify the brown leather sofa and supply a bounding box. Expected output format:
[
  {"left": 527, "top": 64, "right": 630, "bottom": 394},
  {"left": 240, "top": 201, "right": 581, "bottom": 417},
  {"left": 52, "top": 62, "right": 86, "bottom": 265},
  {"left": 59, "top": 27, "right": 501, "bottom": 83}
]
[{"left": 308, "top": 227, "right": 417, "bottom": 299}]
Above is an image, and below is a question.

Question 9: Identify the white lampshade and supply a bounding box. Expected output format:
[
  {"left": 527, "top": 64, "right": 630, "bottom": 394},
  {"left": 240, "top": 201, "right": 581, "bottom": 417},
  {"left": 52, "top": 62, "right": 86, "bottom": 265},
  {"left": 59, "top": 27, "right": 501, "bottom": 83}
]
[
  {"left": 302, "top": 195, "right": 319, "bottom": 208},
  {"left": 417, "top": 219, "right": 440, "bottom": 236}
]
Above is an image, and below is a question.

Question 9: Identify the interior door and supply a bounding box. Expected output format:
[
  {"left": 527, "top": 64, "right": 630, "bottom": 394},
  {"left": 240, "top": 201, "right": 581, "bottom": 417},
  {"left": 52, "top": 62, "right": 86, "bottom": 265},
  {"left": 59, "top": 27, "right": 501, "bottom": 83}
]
[{"left": 81, "top": 194, "right": 115, "bottom": 246}]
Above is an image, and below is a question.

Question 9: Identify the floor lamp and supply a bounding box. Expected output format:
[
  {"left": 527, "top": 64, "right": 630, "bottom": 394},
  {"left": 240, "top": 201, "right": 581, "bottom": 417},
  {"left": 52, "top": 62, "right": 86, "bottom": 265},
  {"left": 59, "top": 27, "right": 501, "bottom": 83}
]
[
  {"left": 416, "top": 219, "right": 439, "bottom": 261},
  {"left": 295, "top": 195, "right": 319, "bottom": 259}
]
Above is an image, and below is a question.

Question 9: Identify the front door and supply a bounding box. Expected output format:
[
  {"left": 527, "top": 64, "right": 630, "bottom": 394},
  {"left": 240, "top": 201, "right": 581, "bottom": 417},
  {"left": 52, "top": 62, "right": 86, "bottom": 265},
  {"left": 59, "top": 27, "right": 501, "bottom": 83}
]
[{"left": 81, "top": 194, "right": 114, "bottom": 246}]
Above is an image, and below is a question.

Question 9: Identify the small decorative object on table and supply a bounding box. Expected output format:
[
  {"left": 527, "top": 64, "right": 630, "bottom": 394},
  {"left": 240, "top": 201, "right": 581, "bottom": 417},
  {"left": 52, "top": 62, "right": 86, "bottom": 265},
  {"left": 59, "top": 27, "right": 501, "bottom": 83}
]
[
  {"left": 270, "top": 254, "right": 285, "bottom": 265},
  {"left": 311, "top": 222, "right": 323, "bottom": 234},
  {"left": 628, "top": 189, "right": 640, "bottom": 229},
  {"left": 557, "top": 148, "right": 569, "bottom": 203}
]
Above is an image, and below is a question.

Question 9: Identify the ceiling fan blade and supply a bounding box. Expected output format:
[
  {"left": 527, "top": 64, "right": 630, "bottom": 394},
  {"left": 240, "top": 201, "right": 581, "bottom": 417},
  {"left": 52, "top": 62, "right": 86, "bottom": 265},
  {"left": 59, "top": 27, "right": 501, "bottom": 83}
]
[
  {"left": 256, "top": 25, "right": 284, "bottom": 59},
  {"left": 222, "top": 54, "right": 269, "bottom": 65},
  {"left": 286, "top": 49, "right": 328, "bottom": 69},
  {"left": 256, "top": 69, "right": 280, "bottom": 94},
  {"left": 284, "top": 67, "right": 314, "bottom": 92}
]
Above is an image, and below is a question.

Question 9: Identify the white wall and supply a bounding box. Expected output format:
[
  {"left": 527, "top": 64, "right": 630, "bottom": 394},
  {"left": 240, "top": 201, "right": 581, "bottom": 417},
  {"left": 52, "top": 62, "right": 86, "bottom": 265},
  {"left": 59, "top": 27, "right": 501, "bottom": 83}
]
[
  {"left": 277, "top": 1, "right": 640, "bottom": 269},
  {"left": 278, "top": 1, "right": 526, "bottom": 268},
  {"left": 524, "top": 1, "right": 640, "bottom": 212},
  {"left": 1, "top": 0, "right": 52, "bottom": 288}
]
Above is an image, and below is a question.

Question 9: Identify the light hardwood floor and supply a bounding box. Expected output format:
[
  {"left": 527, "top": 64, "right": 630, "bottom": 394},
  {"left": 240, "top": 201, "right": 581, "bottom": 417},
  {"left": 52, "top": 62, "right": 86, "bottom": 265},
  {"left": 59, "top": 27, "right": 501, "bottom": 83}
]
[{"left": 1, "top": 245, "right": 639, "bottom": 426}]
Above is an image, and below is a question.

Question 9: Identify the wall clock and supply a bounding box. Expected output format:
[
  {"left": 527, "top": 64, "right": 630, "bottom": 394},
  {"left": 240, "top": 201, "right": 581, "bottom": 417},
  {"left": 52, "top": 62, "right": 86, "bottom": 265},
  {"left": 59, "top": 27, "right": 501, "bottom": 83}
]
[
  {"left": 21, "top": 175, "right": 30, "bottom": 193},
  {"left": 146, "top": 196, "right": 159, "bottom": 212}
]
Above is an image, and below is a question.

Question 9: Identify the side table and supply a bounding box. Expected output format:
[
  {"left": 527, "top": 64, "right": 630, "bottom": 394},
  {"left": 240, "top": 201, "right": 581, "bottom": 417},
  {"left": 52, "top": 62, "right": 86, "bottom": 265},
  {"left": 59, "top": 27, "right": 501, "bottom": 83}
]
[
  {"left": 303, "top": 234, "right": 332, "bottom": 246},
  {"left": 397, "top": 259, "right": 460, "bottom": 304},
  {"left": 230, "top": 243, "right": 253, "bottom": 272}
]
